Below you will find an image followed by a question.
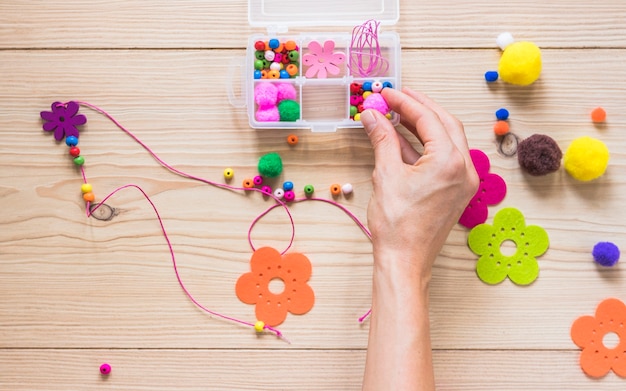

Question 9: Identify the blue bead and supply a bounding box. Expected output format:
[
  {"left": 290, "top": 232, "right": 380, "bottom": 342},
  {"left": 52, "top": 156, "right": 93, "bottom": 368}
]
[
  {"left": 65, "top": 135, "right": 78, "bottom": 147},
  {"left": 279, "top": 70, "right": 290, "bottom": 79},
  {"left": 495, "top": 108, "right": 510, "bottom": 121},
  {"left": 254, "top": 70, "right": 262, "bottom": 79},
  {"left": 484, "top": 71, "right": 499, "bottom": 82},
  {"left": 268, "top": 39, "right": 280, "bottom": 49},
  {"left": 362, "top": 81, "right": 372, "bottom": 91},
  {"left": 282, "top": 181, "right": 294, "bottom": 191},
  {"left": 382, "top": 81, "right": 393, "bottom": 89}
]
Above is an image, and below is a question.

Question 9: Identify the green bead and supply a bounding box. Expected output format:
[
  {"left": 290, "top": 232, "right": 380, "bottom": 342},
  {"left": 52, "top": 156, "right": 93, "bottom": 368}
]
[
  {"left": 73, "top": 156, "right": 85, "bottom": 166},
  {"left": 254, "top": 59, "right": 264, "bottom": 70},
  {"left": 304, "top": 185, "right": 314, "bottom": 195},
  {"left": 255, "top": 50, "right": 265, "bottom": 60},
  {"left": 262, "top": 59, "right": 270, "bottom": 69},
  {"left": 350, "top": 105, "right": 358, "bottom": 117},
  {"left": 288, "top": 50, "right": 299, "bottom": 62}
]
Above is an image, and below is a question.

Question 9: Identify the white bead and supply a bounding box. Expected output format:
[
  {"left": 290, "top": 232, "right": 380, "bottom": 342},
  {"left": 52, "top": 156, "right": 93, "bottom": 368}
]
[
  {"left": 269, "top": 62, "right": 282, "bottom": 71},
  {"left": 273, "top": 188, "right": 285, "bottom": 199},
  {"left": 264, "top": 50, "right": 275, "bottom": 62},
  {"left": 496, "top": 32, "right": 515, "bottom": 50},
  {"left": 341, "top": 183, "right": 353, "bottom": 195},
  {"left": 371, "top": 81, "right": 383, "bottom": 93}
]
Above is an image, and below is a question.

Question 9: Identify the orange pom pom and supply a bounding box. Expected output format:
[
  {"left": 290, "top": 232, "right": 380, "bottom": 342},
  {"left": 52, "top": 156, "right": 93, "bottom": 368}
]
[
  {"left": 493, "top": 120, "right": 510, "bottom": 136},
  {"left": 591, "top": 107, "right": 606, "bottom": 123}
]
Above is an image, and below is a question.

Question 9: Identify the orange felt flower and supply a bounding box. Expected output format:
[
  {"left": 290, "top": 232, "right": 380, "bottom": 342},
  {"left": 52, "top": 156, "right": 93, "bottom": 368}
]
[
  {"left": 236, "top": 247, "right": 314, "bottom": 327},
  {"left": 571, "top": 298, "right": 626, "bottom": 378}
]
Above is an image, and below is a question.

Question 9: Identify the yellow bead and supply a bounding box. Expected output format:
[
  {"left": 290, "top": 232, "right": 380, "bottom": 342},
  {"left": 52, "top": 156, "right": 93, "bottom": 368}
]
[
  {"left": 362, "top": 91, "right": 372, "bottom": 99},
  {"left": 385, "top": 113, "right": 392, "bottom": 119},
  {"left": 354, "top": 113, "right": 361, "bottom": 121},
  {"left": 224, "top": 168, "right": 234, "bottom": 180},
  {"left": 254, "top": 320, "right": 265, "bottom": 332},
  {"left": 81, "top": 183, "right": 93, "bottom": 193}
]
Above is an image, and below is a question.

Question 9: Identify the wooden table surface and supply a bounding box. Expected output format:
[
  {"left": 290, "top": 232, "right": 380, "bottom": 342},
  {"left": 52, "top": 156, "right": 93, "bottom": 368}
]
[{"left": 1, "top": 1, "right": 625, "bottom": 389}]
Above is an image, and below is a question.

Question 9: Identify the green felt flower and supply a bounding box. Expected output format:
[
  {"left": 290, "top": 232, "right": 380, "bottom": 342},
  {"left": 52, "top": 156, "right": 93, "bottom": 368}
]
[{"left": 468, "top": 207, "right": 549, "bottom": 285}]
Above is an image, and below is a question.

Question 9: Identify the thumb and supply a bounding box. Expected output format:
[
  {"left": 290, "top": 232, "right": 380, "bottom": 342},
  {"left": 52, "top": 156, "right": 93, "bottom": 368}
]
[{"left": 361, "top": 109, "right": 402, "bottom": 168}]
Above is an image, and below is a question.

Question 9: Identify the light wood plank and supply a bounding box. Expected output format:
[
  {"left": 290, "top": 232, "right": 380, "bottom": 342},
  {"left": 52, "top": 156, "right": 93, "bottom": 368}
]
[{"left": 1, "top": 1, "right": 625, "bottom": 49}]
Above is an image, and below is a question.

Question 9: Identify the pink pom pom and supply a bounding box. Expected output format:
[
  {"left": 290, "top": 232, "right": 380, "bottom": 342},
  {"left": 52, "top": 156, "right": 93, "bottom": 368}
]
[
  {"left": 276, "top": 83, "right": 297, "bottom": 102},
  {"left": 255, "top": 106, "right": 279, "bottom": 122},
  {"left": 255, "top": 83, "right": 278, "bottom": 107},
  {"left": 363, "top": 93, "right": 389, "bottom": 115}
]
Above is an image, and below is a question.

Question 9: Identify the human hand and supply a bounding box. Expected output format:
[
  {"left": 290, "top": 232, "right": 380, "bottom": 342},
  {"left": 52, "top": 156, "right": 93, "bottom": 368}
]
[{"left": 360, "top": 87, "right": 479, "bottom": 281}]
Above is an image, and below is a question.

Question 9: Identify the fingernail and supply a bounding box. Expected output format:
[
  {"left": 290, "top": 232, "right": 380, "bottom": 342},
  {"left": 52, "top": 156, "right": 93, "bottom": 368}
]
[{"left": 361, "top": 110, "right": 377, "bottom": 134}]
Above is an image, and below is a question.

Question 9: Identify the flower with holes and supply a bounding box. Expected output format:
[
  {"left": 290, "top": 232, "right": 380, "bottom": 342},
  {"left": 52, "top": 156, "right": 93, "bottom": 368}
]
[
  {"left": 459, "top": 149, "right": 506, "bottom": 228},
  {"left": 571, "top": 298, "right": 626, "bottom": 378},
  {"left": 40, "top": 101, "right": 87, "bottom": 141},
  {"left": 468, "top": 207, "right": 549, "bottom": 285},
  {"left": 302, "top": 40, "right": 346, "bottom": 79},
  {"left": 235, "top": 247, "right": 314, "bottom": 326}
]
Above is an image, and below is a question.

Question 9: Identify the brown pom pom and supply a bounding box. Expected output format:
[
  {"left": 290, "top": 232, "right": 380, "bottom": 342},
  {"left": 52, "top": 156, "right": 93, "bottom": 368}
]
[{"left": 517, "top": 134, "right": 563, "bottom": 176}]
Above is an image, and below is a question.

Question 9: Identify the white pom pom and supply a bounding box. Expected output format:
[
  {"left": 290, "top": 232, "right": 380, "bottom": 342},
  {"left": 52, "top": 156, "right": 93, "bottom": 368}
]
[
  {"left": 341, "top": 183, "right": 353, "bottom": 195},
  {"left": 496, "top": 32, "right": 515, "bottom": 50}
]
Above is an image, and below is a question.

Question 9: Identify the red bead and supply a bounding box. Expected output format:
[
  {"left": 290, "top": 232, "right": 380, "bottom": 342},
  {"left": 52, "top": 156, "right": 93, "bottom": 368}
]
[
  {"left": 254, "top": 41, "right": 265, "bottom": 51},
  {"left": 350, "top": 83, "right": 362, "bottom": 94},
  {"left": 357, "top": 104, "right": 364, "bottom": 113},
  {"left": 281, "top": 55, "right": 291, "bottom": 64},
  {"left": 69, "top": 147, "right": 81, "bottom": 157}
]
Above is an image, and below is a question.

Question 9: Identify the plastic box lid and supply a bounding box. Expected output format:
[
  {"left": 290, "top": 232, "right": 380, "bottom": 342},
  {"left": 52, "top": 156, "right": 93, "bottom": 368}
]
[{"left": 249, "top": 0, "right": 399, "bottom": 30}]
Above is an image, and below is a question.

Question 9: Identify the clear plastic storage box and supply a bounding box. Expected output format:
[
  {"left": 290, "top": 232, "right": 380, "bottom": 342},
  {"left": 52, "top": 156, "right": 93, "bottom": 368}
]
[{"left": 234, "top": 0, "right": 401, "bottom": 132}]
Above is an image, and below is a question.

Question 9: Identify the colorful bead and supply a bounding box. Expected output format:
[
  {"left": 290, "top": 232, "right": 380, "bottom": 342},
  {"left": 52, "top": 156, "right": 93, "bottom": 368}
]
[
  {"left": 261, "top": 185, "right": 272, "bottom": 195},
  {"left": 341, "top": 183, "right": 353, "bottom": 195},
  {"left": 73, "top": 156, "right": 85, "bottom": 166},
  {"left": 65, "top": 135, "right": 78, "bottom": 147},
  {"left": 254, "top": 41, "right": 266, "bottom": 51},
  {"left": 254, "top": 59, "right": 264, "bottom": 70},
  {"left": 350, "top": 95, "right": 363, "bottom": 106},
  {"left": 286, "top": 64, "right": 298, "bottom": 77},
  {"left": 371, "top": 81, "right": 383, "bottom": 93},
  {"left": 283, "top": 181, "right": 294, "bottom": 191},
  {"left": 273, "top": 53, "right": 283, "bottom": 63},
  {"left": 260, "top": 70, "right": 268, "bottom": 79},
  {"left": 81, "top": 183, "right": 93, "bottom": 193},
  {"left": 268, "top": 70, "right": 280, "bottom": 79},
  {"left": 279, "top": 70, "right": 290, "bottom": 79},
  {"left": 268, "top": 38, "right": 280, "bottom": 49},
  {"left": 99, "top": 363, "right": 111, "bottom": 375},
  {"left": 254, "top": 70, "right": 262, "bottom": 79},
  {"left": 284, "top": 190, "right": 295, "bottom": 202},
  {"left": 254, "top": 320, "right": 265, "bottom": 332},
  {"left": 281, "top": 55, "right": 291, "bottom": 65},
  {"left": 243, "top": 178, "right": 254, "bottom": 188},
  {"left": 304, "top": 184, "right": 314, "bottom": 196},
  {"left": 269, "top": 62, "right": 281, "bottom": 71},
  {"left": 350, "top": 106, "right": 358, "bottom": 117},
  {"left": 83, "top": 192, "right": 95, "bottom": 202},
  {"left": 362, "top": 91, "right": 372, "bottom": 100},
  {"left": 273, "top": 188, "right": 284, "bottom": 199},
  {"left": 253, "top": 175, "right": 264, "bottom": 186},
  {"left": 350, "top": 82, "right": 362, "bottom": 94},
  {"left": 354, "top": 113, "right": 361, "bottom": 121},
  {"left": 288, "top": 50, "right": 299, "bottom": 62},
  {"left": 255, "top": 50, "right": 265, "bottom": 60},
  {"left": 284, "top": 40, "right": 297, "bottom": 51},
  {"left": 287, "top": 134, "right": 298, "bottom": 145},
  {"left": 264, "top": 50, "right": 275, "bottom": 62},
  {"left": 223, "top": 168, "right": 234, "bottom": 179},
  {"left": 69, "top": 147, "right": 80, "bottom": 157},
  {"left": 273, "top": 43, "right": 284, "bottom": 53},
  {"left": 382, "top": 81, "right": 393, "bottom": 89},
  {"left": 330, "top": 184, "right": 341, "bottom": 196},
  {"left": 362, "top": 81, "right": 372, "bottom": 91}
]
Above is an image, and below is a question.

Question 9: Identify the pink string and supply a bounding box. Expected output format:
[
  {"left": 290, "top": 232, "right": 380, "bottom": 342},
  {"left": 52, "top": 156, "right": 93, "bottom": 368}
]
[
  {"left": 348, "top": 19, "right": 389, "bottom": 78},
  {"left": 69, "top": 101, "right": 373, "bottom": 338}
]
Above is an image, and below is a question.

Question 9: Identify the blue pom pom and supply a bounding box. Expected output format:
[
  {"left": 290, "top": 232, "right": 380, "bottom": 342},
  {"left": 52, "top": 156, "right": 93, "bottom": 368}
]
[
  {"left": 485, "top": 71, "right": 499, "bottom": 82},
  {"left": 592, "top": 242, "right": 620, "bottom": 267},
  {"left": 496, "top": 108, "right": 510, "bottom": 120}
]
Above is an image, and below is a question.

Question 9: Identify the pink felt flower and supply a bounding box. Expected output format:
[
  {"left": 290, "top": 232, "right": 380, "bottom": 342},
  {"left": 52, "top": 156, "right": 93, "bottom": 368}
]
[
  {"left": 40, "top": 101, "right": 87, "bottom": 141},
  {"left": 302, "top": 40, "right": 346, "bottom": 79},
  {"left": 459, "top": 149, "right": 507, "bottom": 228}
]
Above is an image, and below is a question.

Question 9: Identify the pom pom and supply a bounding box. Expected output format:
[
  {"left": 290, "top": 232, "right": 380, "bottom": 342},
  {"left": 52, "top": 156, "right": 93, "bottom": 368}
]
[
  {"left": 276, "top": 83, "right": 297, "bottom": 102},
  {"left": 591, "top": 107, "right": 606, "bottom": 123},
  {"left": 254, "top": 83, "right": 278, "bottom": 107},
  {"left": 258, "top": 152, "right": 283, "bottom": 178},
  {"left": 255, "top": 106, "right": 280, "bottom": 122},
  {"left": 592, "top": 242, "right": 620, "bottom": 267},
  {"left": 496, "top": 32, "right": 515, "bottom": 50},
  {"left": 517, "top": 134, "right": 563, "bottom": 176},
  {"left": 278, "top": 99, "right": 300, "bottom": 122},
  {"left": 362, "top": 93, "right": 389, "bottom": 115},
  {"left": 495, "top": 108, "right": 510, "bottom": 120},
  {"left": 493, "top": 120, "right": 510, "bottom": 136},
  {"left": 563, "top": 136, "right": 610, "bottom": 181},
  {"left": 484, "top": 71, "right": 499, "bottom": 82},
  {"left": 498, "top": 41, "right": 542, "bottom": 86}
]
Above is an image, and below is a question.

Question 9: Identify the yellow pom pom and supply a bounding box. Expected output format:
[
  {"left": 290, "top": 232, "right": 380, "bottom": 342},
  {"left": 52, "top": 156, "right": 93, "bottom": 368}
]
[
  {"left": 498, "top": 41, "right": 542, "bottom": 86},
  {"left": 254, "top": 320, "right": 265, "bottom": 333},
  {"left": 563, "top": 136, "right": 609, "bottom": 181}
]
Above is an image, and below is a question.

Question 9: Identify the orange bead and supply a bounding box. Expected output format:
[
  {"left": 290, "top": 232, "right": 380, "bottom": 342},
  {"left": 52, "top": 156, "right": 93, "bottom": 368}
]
[
  {"left": 330, "top": 184, "right": 341, "bottom": 196},
  {"left": 493, "top": 120, "right": 510, "bottom": 136},
  {"left": 286, "top": 64, "right": 298, "bottom": 77},
  {"left": 243, "top": 178, "right": 254, "bottom": 188},
  {"left": 83, "top": 192, "right": 95, "bottom": 202},
  {"left": 287, "top": 134, "right": 298, "bottom": 145},
  {"left": 268, "top": 70, "right": 280, "bottom": 79},
  {"left": 591, "top": 107, "right": 606, "bottom": 123},
  {"left": 261, "top": 70, "right": 268, "bottom": 79},
  {"left": 273, "top": 42, "right": 284, "bottom": 53},
  {"left": 284, "top": 40, "right": 297, "bottom": 51}
]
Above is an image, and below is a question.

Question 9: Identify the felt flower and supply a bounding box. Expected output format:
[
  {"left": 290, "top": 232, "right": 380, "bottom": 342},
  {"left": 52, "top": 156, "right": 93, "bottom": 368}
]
[
  {"left": 236, "top": 247, "right": 315, "bottom": 326},
  {"left": 468, "top": 207, "right": 549, "bottom": 285},
  {"left": 40, "top": 101, "right": 87, "bottom": 141},
  {"left": 459, "top": 149, "right": 507, "bottom": 228},
  {"left": 302, "top": 40, "right": 346, "bottom": 79},
  {"left": 571, "top": 298, "right": 626, "bottom": 378}
]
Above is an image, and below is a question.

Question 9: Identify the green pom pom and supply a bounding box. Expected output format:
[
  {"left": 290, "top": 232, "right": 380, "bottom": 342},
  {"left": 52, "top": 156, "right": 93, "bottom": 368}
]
[
  {"left": 278, "top": 99, "right": 300, "bottom": 122},
  {"left": 258, "top": 152, "right": 283, "bottom": 178}
]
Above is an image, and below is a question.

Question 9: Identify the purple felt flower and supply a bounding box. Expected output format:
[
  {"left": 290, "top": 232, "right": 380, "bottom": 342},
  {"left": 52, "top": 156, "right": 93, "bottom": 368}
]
[{"left": 40, "top": 101, "right": 87, "bottom": 141}]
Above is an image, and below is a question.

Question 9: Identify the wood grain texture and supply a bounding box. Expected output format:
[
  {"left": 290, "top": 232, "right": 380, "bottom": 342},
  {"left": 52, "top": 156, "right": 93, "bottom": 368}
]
[{"left": 1, "top": 1, "right": 626, "bottom": 389}]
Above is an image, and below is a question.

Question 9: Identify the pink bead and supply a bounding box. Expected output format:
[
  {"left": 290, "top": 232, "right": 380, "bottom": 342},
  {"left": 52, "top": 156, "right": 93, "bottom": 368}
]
[
  {"left": 261, "top": 185, "right": 272, "bottom": 195},
  {"left": 253, "top": 175, "right": 263, "bottom": 185},
  {"left": 276, "top": 83, "right": 297, "bottom": 101},
  {"left": 284, "top": 190, "right": 295, "bottom": 202},
  {"left": 254, "top": 83, "right": 278, "bottom": 107},
  {"left": 100, "top": 363, "right": 111, "bottom": 375},
  {"left": 363, "top": 93, "right": 389, "bottom": 115},
  {"left": 255, "top": 106, "right": 280, "bottom": 122},
  {"left": 274, "top": 53, "right": 283, "bottom": 63},
  {"left": 350, "top": 95, "right": 363, "bottom": 106}
]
